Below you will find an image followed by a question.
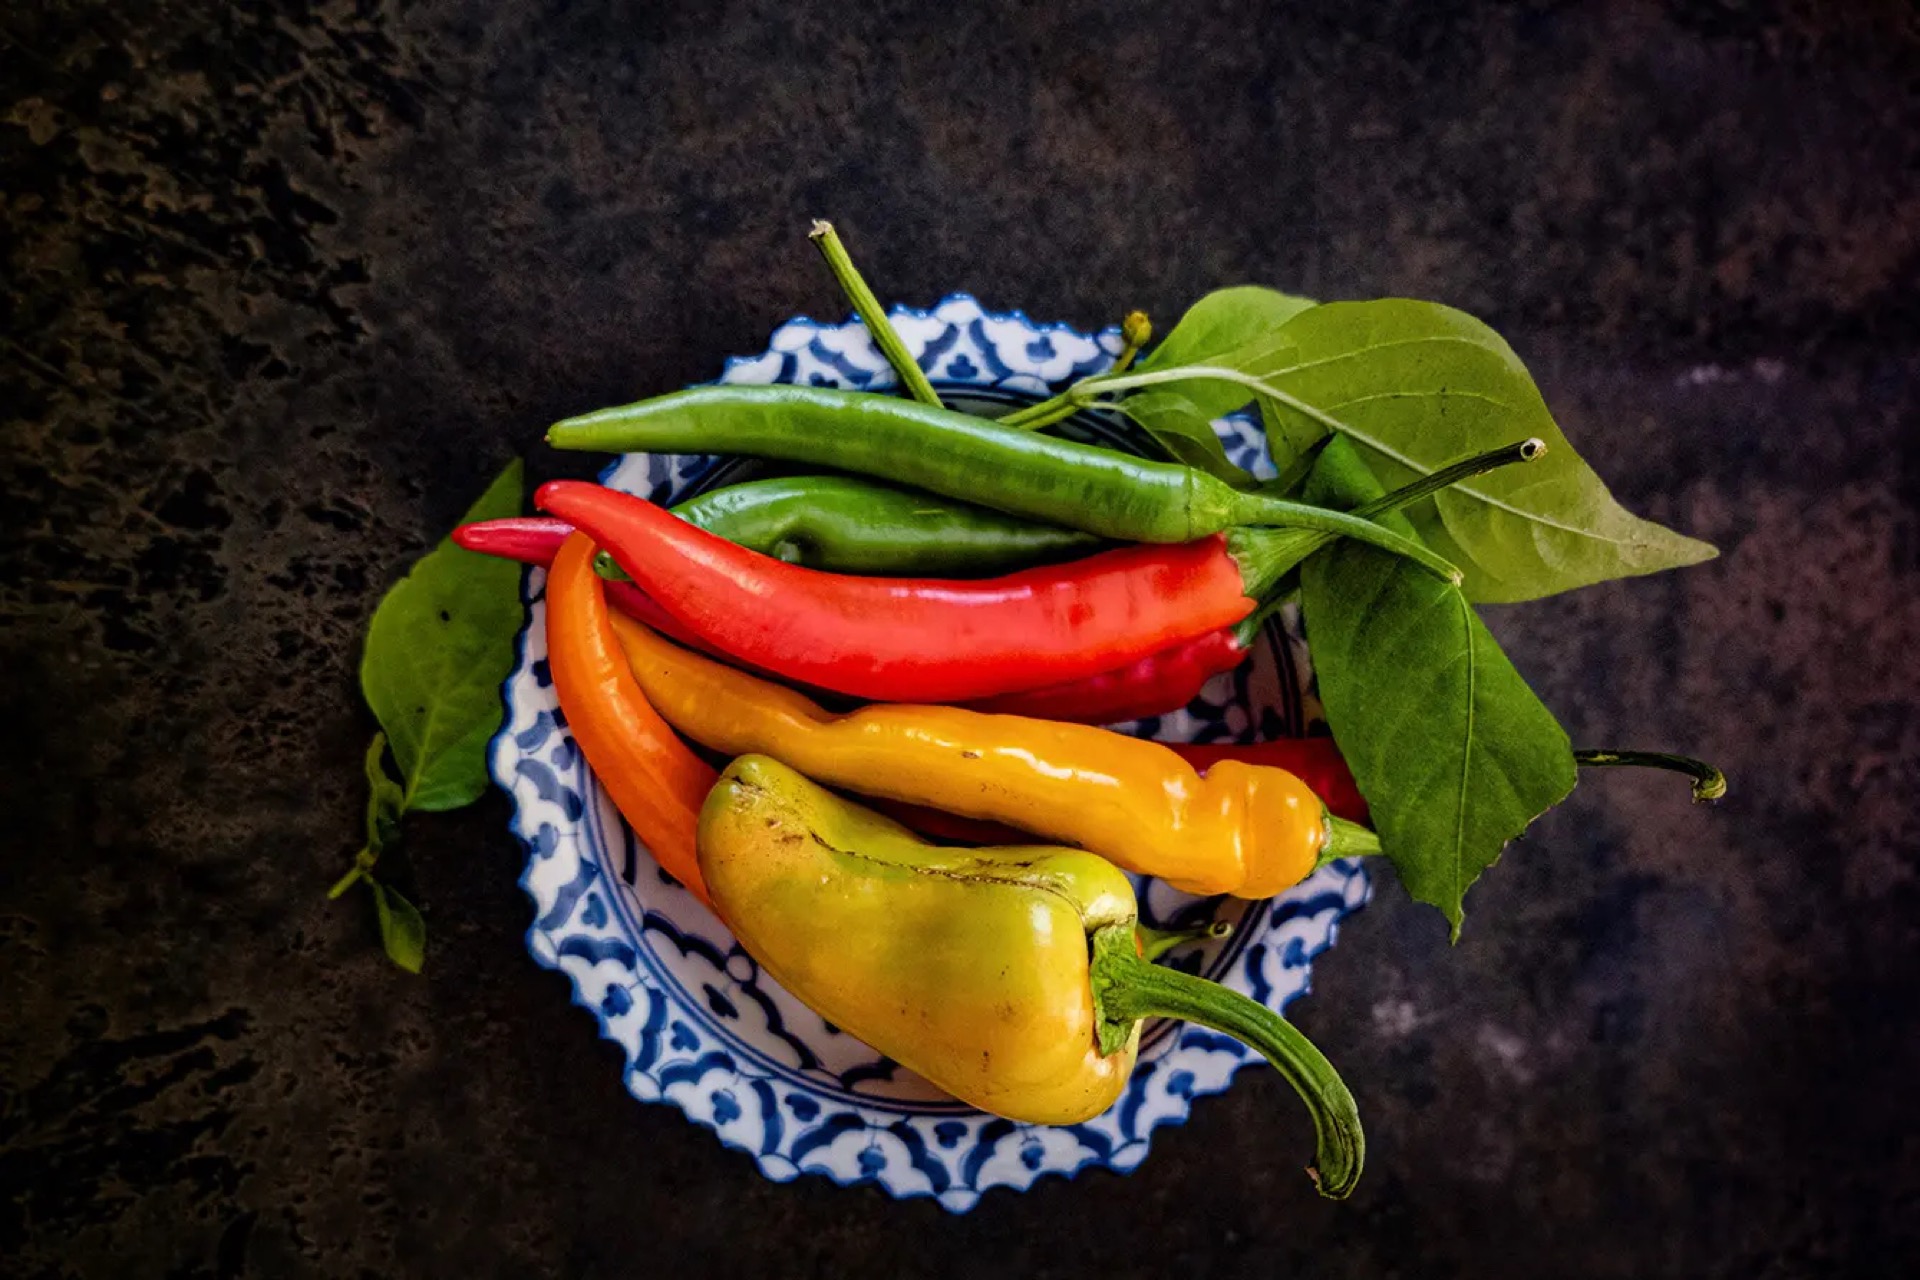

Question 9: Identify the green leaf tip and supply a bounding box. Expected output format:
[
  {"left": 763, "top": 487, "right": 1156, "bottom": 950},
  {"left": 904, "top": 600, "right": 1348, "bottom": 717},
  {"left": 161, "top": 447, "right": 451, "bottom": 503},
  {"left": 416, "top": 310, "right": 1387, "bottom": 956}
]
[{"left": 371, "top": 882, "right": 427, "bottom": 974}]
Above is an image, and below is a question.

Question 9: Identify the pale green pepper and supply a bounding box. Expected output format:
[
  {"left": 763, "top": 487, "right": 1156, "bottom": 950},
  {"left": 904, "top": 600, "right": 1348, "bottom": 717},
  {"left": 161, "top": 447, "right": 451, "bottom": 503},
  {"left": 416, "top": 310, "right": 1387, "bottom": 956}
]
[{"left": 697, "top": 754, "right": 1366, "bottom": 1198}]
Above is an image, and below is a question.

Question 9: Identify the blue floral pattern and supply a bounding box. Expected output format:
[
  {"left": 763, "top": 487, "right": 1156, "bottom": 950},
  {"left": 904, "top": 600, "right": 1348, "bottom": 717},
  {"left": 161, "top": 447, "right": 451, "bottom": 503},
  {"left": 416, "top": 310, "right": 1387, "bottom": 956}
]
[{"left": 491, "top": 294, "right": 1370, "bottom": 1212}]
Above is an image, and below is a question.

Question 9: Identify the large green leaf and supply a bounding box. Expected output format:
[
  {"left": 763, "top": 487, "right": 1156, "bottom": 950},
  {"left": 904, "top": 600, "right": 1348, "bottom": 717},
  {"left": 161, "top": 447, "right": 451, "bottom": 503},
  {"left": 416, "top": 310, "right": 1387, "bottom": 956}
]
[
  {"left": 1300, "top": 437, "right": 1576, "bottom": 937},
  {"left": 1124, "top": 287, "right": 1319, "bottom": 485},
  {"left": 1115, "top": 388, "right": 1258, "bottom": 487},
  {"left": 1212, "top": 299, "right": 1717, "bottom": 602},
  {"left": 1140, "top": 286, "right": 1318, "bottom": 402},
  {"left": 360, "top": 460, "right": 525, "bottom": 811}
]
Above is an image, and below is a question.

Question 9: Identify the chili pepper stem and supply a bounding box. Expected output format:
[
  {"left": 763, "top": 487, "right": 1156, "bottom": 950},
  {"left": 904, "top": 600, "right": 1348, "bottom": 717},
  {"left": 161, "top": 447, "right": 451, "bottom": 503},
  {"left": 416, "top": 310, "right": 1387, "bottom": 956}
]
[
  {"left": 1137, "top": 918, "right": 1233, "bottom": 963},
  {"left": 1242, "top": 500, "right": 1462, "bottom": 583},
  {"left": 1089, "top": 924, "right": 1364, "bottom": 1199},
  {"left": 1319, "top": 816, "right": 1381, "bottom": 868},
  {"left": 592, "top": 549, "right": 633, "bottom": 582},
  {"left": 1226, "top": 527, "right": 1322, "bottom": 600},
  {"left": 997, "top": 392, "right": 1087, "bottom": 431},
  {"left": 328, "top": 847, "right": 378, "bottom": 899},
  {"left": 1226, "top": 437, "right": 1547, "bottom": 596},
  {"left": 1354, "top": 437, "right": 1546, "bottom": 516},
  {"left": 808, "top": 221, "right": 943, "bottom": 409},
  {"left": 1575, "top": 748, "right": 1728, "bottom": 803}
]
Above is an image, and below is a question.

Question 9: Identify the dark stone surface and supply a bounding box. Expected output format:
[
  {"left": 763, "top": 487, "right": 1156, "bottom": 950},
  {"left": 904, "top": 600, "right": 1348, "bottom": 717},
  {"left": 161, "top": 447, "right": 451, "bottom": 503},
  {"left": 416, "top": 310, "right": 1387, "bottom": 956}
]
[{"left": 4, "top": 1, "right": 1917, "bottom": 1275}]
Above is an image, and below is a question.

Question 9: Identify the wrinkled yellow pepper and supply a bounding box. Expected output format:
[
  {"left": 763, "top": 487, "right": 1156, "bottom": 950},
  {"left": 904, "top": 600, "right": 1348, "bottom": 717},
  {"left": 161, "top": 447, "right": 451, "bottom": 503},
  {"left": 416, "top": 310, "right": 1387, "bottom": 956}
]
[
  {"left": 700, "top": 754, "right": 1364, "bottom": 1197},
  {"left": 612, "top": 615, "right": 1377, "bottom": 897}
]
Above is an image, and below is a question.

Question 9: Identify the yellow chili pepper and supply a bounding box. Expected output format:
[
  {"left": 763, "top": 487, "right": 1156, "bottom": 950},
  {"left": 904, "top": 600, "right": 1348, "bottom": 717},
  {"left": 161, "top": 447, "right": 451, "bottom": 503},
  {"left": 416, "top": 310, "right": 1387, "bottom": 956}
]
[
  {"left": 610, "top": 614, "right": 1378, "bottom": 897},
  {"left": 700, "top": 754, "right": 1364, "bottom": 1197}
]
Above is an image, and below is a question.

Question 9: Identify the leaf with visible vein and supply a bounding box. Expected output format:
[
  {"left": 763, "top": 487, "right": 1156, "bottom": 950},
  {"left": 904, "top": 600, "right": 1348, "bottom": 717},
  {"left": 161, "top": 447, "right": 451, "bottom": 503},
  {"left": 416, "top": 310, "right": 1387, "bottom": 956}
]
[
  {"left": 1209, "top": 299, "right": 1716, "bottom": 602},
  {"left": 1124, "top": 287, "right": 1319, "bottom": 485},
  {"left": 1140, "top": 286, "right": 1318, "bottom": 408},
  {"left": 1300, "top": 437, "right": 1576, "bottom": 937},
  {"left": 360, "top": 460, "right": 525, "bottom": 812},
  {"left": 1115, "top": 388, "right": 1258, "bottom": 487}
]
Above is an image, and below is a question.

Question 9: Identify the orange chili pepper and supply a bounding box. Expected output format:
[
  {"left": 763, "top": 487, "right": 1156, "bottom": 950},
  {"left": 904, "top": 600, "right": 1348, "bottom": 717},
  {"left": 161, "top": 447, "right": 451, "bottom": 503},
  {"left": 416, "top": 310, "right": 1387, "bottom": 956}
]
[{"left": 544, "top": 533, "right": 715, "bottom": 905}]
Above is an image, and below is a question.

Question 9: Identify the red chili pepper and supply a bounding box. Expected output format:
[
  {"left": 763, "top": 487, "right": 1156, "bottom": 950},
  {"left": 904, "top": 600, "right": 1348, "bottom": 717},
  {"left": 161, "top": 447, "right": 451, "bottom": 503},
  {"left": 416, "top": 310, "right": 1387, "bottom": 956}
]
[
  {"left": 451, "top": 515, "right": 571, "bottom": 563},
  {"left": 1169, "top": 738, "right": 1368, "bottom": 826},
  {"left": 535, "top": 481, "right": 1267, "bottom": 703},
  {"left": 456, "top": 519, "right": 856, "bottom": 696},
  {"left": 964, "top": 604, "right": 1285, "bottom": 725},
  {"left": 457, "top": 513, "right": 1368, "bottom": 826},
  {"left": 453, "top": 518, "right": 728, "bottom": 660},
  {"left": 461, "top": 517, "right": 1267, "bottom": 731}
]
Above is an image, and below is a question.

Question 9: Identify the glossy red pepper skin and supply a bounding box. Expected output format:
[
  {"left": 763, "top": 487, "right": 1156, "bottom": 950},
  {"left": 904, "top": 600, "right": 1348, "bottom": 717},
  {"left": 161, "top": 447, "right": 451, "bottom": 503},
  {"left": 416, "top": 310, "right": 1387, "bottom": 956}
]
[
  {"left": 535, "top": 481, "right": 1255, "bottom": 703},
  {"left": 457, "top": 517, "right": 1259, "bottom": 726},
  {"left": 966, "top": 625, "right": 1252, "bottom": 725},
  {"left": 457, "top": 516, "right": 1366, "bottom": 827},
  {"left": 452, "top": 516, "right": 570, "bottom": 563},
  {"left": 452, "top": 518, "right": 718, "bottom": 656}
]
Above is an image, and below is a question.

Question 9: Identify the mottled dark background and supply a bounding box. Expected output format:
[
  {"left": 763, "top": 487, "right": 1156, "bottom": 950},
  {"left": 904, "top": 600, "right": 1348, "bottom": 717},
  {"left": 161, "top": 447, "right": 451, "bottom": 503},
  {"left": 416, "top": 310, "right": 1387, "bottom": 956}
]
[{"left": 4, "top": 1, "right": 1917, "bottom": 1276}]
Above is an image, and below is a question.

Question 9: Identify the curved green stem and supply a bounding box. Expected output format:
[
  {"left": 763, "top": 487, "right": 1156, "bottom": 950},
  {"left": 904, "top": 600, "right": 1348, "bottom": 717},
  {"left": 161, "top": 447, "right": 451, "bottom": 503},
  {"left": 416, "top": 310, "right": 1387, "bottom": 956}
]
[
  {"left": 1228, "top": 506, "right": 1459, "bottom": 591},
  {"left": 328, "top": 847, "right": 378, "bottom": 899},
  {"left": 1319, "top": 816, "right": 1380, "bottom": 869},
  {"left": 808, "top": 221, "right": 943, "bottom": 409},
  {"left": 997, "top": 392, "right": 1087, "bottom": 431},
  {"left": 1224, "top": 437, "right": 1544, "bottom": 596},
  {"left": 1575, "top": 748, "right": 1727, "bottom": 803},
  {"left": 1089, "top": 925, "right": 1364, "bottom": 1199},
  {"left": 1070, "top": 364, "right": 1281, "bottom": 406},
  {"left": 997, "top": 356, "right": 1135, "bottom": 429},
  {"left": 1136, "top": 917, "right": 1233, "bottom": 963},
  {"left": 1353, "top": 437, "right": 1545, "bottom": 518}
]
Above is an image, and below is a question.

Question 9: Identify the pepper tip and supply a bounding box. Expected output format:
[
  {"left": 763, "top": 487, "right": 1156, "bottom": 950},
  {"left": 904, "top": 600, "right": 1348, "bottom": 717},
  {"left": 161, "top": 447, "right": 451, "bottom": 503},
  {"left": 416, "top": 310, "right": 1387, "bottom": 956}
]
[{"left": 532, "top": 479, "right": 571, "bottom": 514}]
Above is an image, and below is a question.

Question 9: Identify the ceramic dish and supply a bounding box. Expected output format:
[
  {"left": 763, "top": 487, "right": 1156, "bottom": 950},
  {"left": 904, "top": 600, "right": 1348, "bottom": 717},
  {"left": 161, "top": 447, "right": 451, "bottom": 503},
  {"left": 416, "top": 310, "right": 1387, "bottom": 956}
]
[{"left": 490, "top": 294, "right": 1371, "bottom": 1212}]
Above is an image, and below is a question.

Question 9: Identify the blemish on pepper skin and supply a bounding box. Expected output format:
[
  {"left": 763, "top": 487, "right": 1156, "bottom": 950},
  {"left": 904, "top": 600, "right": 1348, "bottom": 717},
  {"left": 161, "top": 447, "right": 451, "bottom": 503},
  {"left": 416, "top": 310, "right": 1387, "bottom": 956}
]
[{"left": 959, "top": 750, "right": 981, "bottom": 760}]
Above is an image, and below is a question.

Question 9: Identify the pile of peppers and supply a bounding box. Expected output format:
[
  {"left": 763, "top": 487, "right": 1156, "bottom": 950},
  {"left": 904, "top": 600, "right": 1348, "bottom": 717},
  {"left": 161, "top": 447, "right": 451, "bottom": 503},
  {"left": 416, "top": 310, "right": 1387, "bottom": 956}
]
[
  {"left": 452, "top": 260, "right": 1640, "bottom": 1199},
  {"left": 453, "top": 378, "right": 1559, "bottom": 1199}
]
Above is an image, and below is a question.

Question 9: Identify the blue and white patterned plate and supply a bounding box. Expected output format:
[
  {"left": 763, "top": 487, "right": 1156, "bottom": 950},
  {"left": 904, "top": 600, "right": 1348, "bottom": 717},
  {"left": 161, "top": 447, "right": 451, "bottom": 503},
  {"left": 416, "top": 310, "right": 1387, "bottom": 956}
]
[{"left": 490, "top": 294, "right": 1370, "bottom": 1212}]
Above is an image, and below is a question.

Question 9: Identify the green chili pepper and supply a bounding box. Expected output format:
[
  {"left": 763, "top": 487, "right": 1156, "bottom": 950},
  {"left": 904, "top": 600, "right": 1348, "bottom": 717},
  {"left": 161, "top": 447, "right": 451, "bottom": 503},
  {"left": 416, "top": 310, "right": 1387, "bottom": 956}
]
[
  {"left": 673, "top": 474, "right": 1100, "bottom": 574},
  {"left": 548, "top": 386, "right": 1461, "bottom": 583}
]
